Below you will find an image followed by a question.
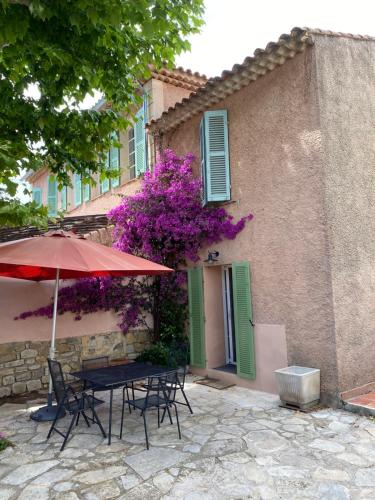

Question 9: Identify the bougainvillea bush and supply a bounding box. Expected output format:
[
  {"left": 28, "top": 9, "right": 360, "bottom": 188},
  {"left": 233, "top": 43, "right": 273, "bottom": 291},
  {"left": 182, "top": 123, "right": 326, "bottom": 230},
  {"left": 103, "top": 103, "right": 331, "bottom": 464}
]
[{"left": 17, "top": 150, "right": 252, "bottom": 350}]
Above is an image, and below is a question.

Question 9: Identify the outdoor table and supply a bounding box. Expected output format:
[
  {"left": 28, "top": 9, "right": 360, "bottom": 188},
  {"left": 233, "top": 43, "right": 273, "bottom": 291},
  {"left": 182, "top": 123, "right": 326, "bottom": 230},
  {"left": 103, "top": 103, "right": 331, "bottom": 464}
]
[{"left": 72, "top": 362, "right": 172, "bottom": 445}]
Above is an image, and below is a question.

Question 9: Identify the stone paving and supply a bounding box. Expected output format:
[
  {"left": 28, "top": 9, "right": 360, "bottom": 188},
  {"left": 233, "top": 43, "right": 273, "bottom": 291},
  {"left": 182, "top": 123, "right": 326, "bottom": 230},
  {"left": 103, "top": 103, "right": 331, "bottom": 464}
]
[{"left": 0, "top": 376, "right": 374, "bottom": 499}]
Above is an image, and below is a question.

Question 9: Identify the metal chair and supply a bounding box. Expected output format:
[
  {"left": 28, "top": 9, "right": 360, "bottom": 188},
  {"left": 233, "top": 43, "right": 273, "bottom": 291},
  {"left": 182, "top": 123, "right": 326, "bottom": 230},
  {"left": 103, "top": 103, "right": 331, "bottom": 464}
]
[
  {"left": 167, "top": 343, "right": 193, "bottom": 414},
  {"left": 46, "top": 358, "right": 106, "bottom": 451},
  {"left": 120, "top": 371, "right": 181, "bottom": 449}
]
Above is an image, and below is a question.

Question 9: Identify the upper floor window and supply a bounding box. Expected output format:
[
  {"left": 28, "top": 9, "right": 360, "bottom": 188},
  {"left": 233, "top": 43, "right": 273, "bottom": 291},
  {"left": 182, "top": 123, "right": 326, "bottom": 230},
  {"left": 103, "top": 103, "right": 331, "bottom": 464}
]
[
  {"left": 61, "top": 186, "right": 67, "bottom": 211},
  {"left": 74, "top": 173, "right": 91, "bottom": 205},
  {"left": 132, "top": 94, "right": 148, "bottom": 177},
  {"left": 47, "top": 176, "right": 58, "bottom": 216},
  {"left": 32, "top": 187, "right": 42, "bottom": 208},
  {"left": 200, "top": 109, "right": 231, "bottom": 205},
  {"left": 128, "top": 128, "right": 135, "bottom": 179},
  {"left": 101, "top": 131, "right": 120, "bottom": 194},
  {"left": 74, "top": 173, "right": 82, "bottom": 206}
]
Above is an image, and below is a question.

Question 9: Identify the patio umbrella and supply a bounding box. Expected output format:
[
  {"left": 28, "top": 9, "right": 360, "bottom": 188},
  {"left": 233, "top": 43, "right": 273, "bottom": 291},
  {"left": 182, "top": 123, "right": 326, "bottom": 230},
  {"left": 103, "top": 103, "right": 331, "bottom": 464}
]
[{"left": 0, "top": 230, "right": 173, "bottom": 420}]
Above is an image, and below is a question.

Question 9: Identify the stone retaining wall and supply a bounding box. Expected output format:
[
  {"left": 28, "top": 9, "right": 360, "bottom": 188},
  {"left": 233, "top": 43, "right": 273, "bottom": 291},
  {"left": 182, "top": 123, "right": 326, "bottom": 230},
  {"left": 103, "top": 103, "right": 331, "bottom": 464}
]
[{"left": 0, "top": 329, "right": 149, "bottom": 398}]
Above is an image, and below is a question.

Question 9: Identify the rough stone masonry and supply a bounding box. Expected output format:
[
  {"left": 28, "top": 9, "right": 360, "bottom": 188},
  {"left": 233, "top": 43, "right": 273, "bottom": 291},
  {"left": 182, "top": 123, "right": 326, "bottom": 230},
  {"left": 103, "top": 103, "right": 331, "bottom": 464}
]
[{"left": 0, "top": 329, "right": 149, "bottom": 398}]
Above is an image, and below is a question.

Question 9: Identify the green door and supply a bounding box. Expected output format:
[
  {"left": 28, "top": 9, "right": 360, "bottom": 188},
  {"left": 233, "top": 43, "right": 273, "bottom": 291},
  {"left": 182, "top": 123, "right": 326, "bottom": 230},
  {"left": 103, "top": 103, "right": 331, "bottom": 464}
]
[
  {"left": 232, "top": 261, "right": 256, "bottom": 379},
  {"left": 187, "top": 267, "right": 206, "bottom": 368}
]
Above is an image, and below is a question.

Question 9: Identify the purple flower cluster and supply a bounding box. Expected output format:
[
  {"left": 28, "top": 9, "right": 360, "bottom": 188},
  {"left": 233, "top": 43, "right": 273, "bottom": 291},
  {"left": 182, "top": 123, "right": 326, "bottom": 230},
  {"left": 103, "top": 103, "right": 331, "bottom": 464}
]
[{"left": 16, "top": 150, "right": 252, "bottom": 335}]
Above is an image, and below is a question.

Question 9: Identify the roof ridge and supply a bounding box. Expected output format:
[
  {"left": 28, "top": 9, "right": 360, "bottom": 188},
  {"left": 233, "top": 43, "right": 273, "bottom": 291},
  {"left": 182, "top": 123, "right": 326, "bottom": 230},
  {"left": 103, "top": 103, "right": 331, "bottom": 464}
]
[
  {"left": 304, "top": 27, "right": 375, "bottom": 42},
  {"left": 148, "top": 26, "right": 375, "bottom": 133}
]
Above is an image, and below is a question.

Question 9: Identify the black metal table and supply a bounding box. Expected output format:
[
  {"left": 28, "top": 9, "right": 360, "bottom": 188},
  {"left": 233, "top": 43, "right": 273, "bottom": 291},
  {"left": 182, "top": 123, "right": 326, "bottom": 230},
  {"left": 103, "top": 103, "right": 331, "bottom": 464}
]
[{"left": 72, "top": 362, "right": 172, "bottom": 445}]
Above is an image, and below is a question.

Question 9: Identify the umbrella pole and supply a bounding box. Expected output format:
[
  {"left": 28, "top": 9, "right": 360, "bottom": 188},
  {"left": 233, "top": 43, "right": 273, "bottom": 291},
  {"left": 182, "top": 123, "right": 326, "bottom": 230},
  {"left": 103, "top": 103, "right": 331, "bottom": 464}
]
[
  {"left": 47, "top": 268, "right": 60, "bottom": 406},
  {"left": 31, "top": 268, "right": 65, "bottom": 421}
]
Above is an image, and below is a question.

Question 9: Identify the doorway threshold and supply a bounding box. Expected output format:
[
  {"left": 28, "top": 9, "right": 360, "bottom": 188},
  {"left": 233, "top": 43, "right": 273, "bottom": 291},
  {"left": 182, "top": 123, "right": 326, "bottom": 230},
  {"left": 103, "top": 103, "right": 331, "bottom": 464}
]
[{"left": 214, "top": 363, "right": 237, "bottom": 374}]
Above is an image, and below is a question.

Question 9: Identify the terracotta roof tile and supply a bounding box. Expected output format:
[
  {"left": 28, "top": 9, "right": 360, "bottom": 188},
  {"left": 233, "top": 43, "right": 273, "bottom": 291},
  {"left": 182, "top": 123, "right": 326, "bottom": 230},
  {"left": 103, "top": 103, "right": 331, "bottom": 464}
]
[{"left": 148, "top": 27, "right": 375, "bottom": 133}]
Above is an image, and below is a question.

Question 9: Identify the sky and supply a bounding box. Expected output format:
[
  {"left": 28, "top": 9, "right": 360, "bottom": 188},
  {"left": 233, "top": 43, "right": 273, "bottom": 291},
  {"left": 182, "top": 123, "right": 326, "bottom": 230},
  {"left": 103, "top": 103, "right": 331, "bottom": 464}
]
[{"left": 176, "top": 0, "right": 375, "bottom": 77}]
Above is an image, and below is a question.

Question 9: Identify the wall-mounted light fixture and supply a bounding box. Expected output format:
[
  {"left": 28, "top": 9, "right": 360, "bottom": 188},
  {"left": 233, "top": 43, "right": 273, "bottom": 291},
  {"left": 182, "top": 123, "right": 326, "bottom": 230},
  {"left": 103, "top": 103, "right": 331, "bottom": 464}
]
[{"left": 204, "top": 250, "right": 219, "bottom": 264}]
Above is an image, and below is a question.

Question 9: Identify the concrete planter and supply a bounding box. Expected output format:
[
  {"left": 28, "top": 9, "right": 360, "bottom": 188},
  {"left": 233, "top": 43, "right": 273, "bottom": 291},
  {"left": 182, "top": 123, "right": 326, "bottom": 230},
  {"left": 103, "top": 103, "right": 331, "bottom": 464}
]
[{"left": 275, "top": 366, "right": 320, "bottom": 409}]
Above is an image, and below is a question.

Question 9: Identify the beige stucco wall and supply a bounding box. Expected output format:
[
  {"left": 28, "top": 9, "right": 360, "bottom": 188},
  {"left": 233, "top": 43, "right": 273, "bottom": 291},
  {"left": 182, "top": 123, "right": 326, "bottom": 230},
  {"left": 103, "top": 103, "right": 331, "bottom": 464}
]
[
  {"left": 162, "top": 48, "right": 341, "bottom": 400},
  {"left": 314, "top": 35, "right": 375, "bottom": 392},
  {"left": 0, "top": 277, "right": 123, "bottom": 343}
]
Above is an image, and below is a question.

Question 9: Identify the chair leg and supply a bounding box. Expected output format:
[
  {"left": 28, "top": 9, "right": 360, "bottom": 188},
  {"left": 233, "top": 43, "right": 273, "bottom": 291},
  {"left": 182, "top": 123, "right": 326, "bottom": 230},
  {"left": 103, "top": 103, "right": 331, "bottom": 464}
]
[
  {"left": 180, "top": 388, "right": 193, "bottom": 414},
  {"left": 143, "top": 412, "right": 149, "bottom": 450},
  {"left": 126, "top": 385, "right": 132, "bottom": 414},
  {"left": 60, "top": 412, "right": 78, "bottom": 451},
  {"left": 157, "top": 406, "right": 160, "bottom": 428},
  {"left": 173, "top": 403, "right": 181, "bottom": 440},
  {"left": 160, "top": 407, "right": 167, "bottom": 424},
  {"left": 47, "top": 401, "right": 65, "bottom": 440},
  {"left": 75, "top": 413, "right": 80, "bottom": 426},
  {"left": 91, "top": 405, "right": 107, "bottom": 439},
  {"left": 81, "top": 411, "right": 90, "bottom": 428},
  {"left": 166, "top": 405, "right": 173, "bottom": 425},
  {"left": 120, "top": 393, "right": 125, "bottom": 440}
]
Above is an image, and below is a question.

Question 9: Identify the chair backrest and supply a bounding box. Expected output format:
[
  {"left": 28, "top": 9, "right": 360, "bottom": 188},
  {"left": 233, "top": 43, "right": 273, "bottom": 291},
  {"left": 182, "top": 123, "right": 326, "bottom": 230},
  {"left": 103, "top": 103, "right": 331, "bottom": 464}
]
[
  {"left": 159, "top": 371, "right": 179, "bottom": 403},
  {"left": 167, "top": 343, "right": 188, "bottom": 388},
  {"left": 47, "top": 358, "right": 68, "bottom": 405},
  {"left": 82, "top": 356, "right": 109, "bottom": 371}
]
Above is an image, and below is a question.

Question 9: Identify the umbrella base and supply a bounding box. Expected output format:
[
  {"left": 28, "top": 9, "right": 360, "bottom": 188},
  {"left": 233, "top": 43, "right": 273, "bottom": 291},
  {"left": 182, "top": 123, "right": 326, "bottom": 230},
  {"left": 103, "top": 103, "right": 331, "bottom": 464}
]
[{"left": 30, "top": 404, "right": 66, "bottom": 422}]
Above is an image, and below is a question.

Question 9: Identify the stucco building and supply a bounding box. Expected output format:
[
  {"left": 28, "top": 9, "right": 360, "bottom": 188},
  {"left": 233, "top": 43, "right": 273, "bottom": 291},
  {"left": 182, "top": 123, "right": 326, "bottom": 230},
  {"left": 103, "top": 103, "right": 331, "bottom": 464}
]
[
  {"left": 1, "top": 28, "right": 374, "bottom": 405},
  {"left": 148, "top": 28, "right": 375, "bottom": 404}
]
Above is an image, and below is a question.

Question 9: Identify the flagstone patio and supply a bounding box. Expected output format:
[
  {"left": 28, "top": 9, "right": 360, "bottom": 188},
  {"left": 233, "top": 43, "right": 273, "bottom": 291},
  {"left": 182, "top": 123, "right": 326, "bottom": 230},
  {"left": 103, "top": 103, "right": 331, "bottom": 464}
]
[{"left": 0, "top": 376, "right": 374, "bottom": 499}]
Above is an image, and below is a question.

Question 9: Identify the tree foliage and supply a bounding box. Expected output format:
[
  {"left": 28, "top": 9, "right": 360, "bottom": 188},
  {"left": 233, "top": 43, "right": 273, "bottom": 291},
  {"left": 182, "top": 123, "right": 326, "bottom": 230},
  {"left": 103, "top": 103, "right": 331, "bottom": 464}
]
[
  {"left": 17, "top": 150, "right": 253, "bottom": 344},
  {"left": 0, "top": 0, "right": 204, "bottom": 226}
]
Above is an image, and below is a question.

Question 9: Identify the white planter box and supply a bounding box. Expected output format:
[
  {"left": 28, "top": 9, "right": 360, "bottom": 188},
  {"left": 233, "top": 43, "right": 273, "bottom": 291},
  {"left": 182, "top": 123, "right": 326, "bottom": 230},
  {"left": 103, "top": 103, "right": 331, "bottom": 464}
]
[{"left": 274, "top": 366, "right": 320, "bottom": 409}]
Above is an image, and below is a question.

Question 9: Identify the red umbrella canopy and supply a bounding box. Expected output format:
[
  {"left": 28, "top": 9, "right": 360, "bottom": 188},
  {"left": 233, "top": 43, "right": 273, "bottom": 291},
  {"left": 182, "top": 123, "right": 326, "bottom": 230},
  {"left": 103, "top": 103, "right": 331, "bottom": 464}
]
[{"left": 0, "top": 230, "right": 172, "bottom": 281}]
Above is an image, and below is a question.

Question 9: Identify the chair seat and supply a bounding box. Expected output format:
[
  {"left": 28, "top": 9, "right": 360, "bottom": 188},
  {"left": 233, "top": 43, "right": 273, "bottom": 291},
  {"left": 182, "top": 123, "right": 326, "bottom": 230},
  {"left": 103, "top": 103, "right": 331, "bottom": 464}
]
[
  {"left": 65, "top": 394, "right": 104, "bottom": 413},
  {"left": 127, "top": 394, "right": 168, "bottom": 411}
]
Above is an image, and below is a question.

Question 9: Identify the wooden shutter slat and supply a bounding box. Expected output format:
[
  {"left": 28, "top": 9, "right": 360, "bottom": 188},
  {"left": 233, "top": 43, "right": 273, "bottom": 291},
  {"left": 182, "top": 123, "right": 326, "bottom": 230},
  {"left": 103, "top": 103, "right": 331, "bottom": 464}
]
[
  {"left": 232, "top": 261, "right": 256, "bottom": 379},
  {"left": 188, "top": 267, "right": 206, "bottom": 368}
]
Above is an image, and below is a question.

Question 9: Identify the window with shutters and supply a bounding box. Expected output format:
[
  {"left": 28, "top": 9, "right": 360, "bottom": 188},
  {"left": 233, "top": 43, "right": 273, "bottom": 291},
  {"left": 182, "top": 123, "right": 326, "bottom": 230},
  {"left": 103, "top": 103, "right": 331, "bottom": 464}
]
[
  {"left": 101, "top": 131, "right": 120, "bottom": 192},
  {"left": 61, "top": 186, "right": 67, "bottom": 211},
  {"left": 200, "top": 109, "right": 231, "bottom": 204},
  {"left": 32, "top": 188, "right": 42, "bottom": 208},
  {"left": 47, "top": 176, "right": 57, "bottom": 216},
  {"left": 128, "top": 127, "right": 136, "bottom": 179},
  {"left": 74, "top": 173, "right": 82, "bottom": 206}
]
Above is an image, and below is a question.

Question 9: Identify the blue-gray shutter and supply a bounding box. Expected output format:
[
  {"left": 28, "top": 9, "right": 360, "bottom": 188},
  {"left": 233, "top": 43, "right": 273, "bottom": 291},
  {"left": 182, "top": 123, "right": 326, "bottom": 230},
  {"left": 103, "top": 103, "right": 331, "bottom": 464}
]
[
  {"left": 204, "top": 110, "right": 231, "bottom": 202},
  {"left": 100, "top": 153, "right": 110, "bottom": 193},
  {"left": 61, "top": 186, "right": 67, "bottom": 210},
  {"left": 110, "top": 131, "right": 120, "bottom": 188},
  {"left": 135, "top": 99, "right": 147, "bottom": 175},
  {"left": 32, "top": 188, "right": 42, "bottom": 208},
  {"left": 74, "top": 174, "right": 82, "bottom": 205},
  {"left": 200, "top": 118, "right": 207, "bottom": 205},
  {"left": 47, "top": 176, "right": 57, "bottom": 216}
]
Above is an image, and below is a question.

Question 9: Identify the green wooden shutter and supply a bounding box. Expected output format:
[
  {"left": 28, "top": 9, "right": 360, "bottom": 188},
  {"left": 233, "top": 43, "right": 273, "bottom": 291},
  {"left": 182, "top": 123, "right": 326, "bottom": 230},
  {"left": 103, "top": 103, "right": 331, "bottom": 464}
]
[
  {"left": 200, "top": 118, "right": 207, "bottom": 205},
  {"left": 32, "top": 187, "right": 42, "bottom": 208},
  {"left": 101, "top": 152, "right": 110, "bottom": 193},
  {"left": 134, "top": 105, "right": 146, "bottom": 176},
  {"left": 47, "top": 176, "right": 57, "bottom": 216},
  {"left": 110, "top": 131, "right": 120, "bottom": 188},
  {"left": 61, "top": 186, "right": 67, "bottom": 211},
  {"left": 188, "top": 267, "right": 206, "bottom": 368},
  {"left": 232, "top": 261, "right": 256, "bottom": 379},
  {"left": 204, "top": 110, "right": 231, "bottom": 202},
  {"left": 74, "top": 174, "right": 82, "bottom": 205}
]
